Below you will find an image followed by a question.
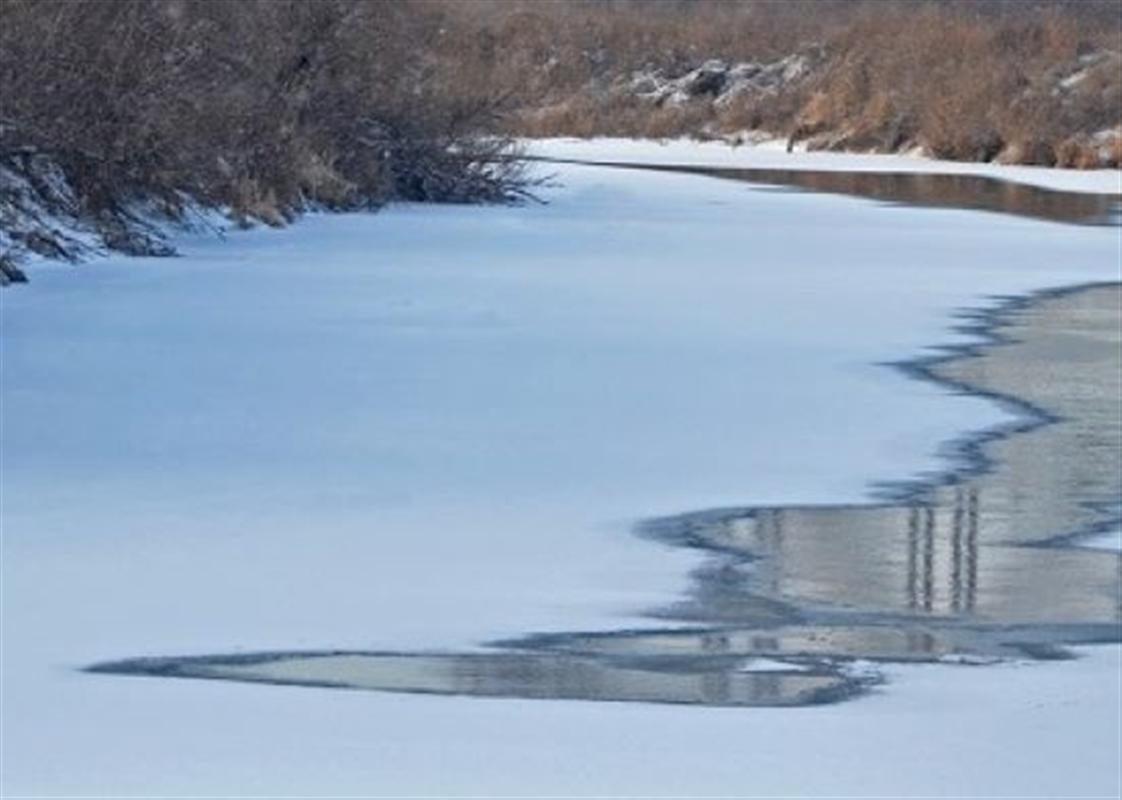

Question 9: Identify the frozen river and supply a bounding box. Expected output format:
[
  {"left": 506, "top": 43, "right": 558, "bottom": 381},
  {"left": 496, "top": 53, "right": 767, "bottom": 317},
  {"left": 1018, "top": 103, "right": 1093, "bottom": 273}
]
[{"left": 2, "top": 147, "right": 1119, "bottom": 795}]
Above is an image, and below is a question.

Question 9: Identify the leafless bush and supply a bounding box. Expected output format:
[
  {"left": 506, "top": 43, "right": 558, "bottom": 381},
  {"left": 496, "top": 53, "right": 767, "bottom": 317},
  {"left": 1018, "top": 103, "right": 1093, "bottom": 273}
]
[{"left": 0, "top": 0, "right": 526, "bottom": 261}]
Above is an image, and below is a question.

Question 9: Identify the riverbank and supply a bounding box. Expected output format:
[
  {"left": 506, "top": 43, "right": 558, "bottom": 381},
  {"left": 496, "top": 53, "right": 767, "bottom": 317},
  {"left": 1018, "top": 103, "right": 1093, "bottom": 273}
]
[
  {"left": 5, "top": 138, "right": 1117, "bottom": 287},
  {"left": 438, "top": 1, "right": 1122, "bottom": 169}
]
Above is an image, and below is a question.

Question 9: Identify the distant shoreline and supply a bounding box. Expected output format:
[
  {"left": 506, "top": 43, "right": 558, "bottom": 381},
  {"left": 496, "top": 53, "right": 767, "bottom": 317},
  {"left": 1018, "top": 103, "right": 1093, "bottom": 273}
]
[{"left": 524, "top": 137, "right": 1122, "bottom": 195}]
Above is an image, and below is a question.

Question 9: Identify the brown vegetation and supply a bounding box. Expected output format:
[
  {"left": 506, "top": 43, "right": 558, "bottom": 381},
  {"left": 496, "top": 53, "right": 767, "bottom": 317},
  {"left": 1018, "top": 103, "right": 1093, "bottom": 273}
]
[
  {"left": 1, "top": 1, "right": 1119, "bottom": 275},
  {"left": 0, "top": 0, "right": 525, "bottom": 264},
  {"left": 432, "top": 0, "right": 1122, "bottom": 168}
]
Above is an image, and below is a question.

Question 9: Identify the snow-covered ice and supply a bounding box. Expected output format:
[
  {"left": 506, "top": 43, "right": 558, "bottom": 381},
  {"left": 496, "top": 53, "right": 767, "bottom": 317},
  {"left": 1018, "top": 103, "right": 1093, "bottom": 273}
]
[
  {"left": 2, "top": 157, "right": 1119, "bottom": 795},
  {"left": 737, "top": 657, "right": 811, "bottom": 673},
  {"left": 1078, "top": 525, "right": 1122, "bottom": 552}
]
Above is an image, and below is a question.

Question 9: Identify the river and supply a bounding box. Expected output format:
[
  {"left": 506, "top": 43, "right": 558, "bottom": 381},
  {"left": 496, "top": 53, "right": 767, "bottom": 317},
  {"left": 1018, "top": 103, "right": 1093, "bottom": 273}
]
[{"left": 2, "top": 151, "right": 1119, "bottom": 795}]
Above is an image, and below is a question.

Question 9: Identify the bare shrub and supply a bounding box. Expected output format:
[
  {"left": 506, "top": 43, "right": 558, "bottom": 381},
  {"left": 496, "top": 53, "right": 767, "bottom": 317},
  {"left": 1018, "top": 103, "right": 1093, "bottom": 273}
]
[{"left": 0, "top": 0, "right": 526, "bottom": 263}]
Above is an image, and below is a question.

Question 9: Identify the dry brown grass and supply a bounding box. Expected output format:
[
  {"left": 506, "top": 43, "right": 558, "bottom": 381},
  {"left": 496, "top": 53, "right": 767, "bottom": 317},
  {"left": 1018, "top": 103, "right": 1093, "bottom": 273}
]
[{"left": 434, "top": 0, "right": 1122, "bottom": 168}]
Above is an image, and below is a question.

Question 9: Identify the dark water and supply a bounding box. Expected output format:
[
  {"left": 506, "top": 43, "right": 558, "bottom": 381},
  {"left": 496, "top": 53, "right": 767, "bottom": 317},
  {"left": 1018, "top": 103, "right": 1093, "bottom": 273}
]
[
  {"left": 538, "top": 158, "right": 1122, "bottom": 226},
  {"left": 91, "top": 283, "right": 1122, "bottom": 707}
]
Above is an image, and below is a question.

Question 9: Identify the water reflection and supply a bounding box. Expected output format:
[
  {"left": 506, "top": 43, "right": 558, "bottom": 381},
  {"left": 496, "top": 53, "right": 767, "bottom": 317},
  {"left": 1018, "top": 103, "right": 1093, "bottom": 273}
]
[
  {"left": 543, "top": 159, "right": 1122, "bottom": 226},
  {"left": 643, "top": 284, "right": 1122, "bottom": 634},
  {"left": 96, "top": 651, "right": 854, "bottom": 707},
  {"left": 90, "top": 284, "right": 1122, "bottom": 706}
]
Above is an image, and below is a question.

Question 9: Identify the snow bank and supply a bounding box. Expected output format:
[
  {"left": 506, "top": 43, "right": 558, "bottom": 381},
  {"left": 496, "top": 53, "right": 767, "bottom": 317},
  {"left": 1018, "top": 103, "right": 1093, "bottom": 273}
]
[{"left": 630, "top": 50, "right": 821, "bottom": 109}]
